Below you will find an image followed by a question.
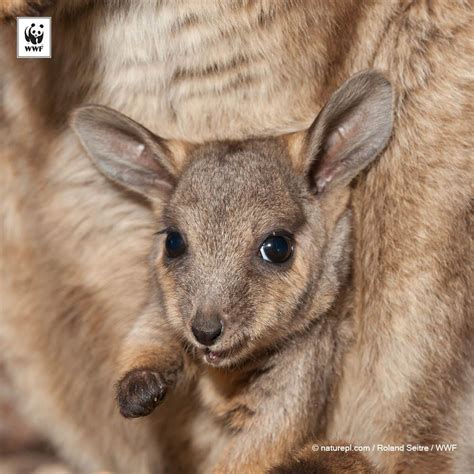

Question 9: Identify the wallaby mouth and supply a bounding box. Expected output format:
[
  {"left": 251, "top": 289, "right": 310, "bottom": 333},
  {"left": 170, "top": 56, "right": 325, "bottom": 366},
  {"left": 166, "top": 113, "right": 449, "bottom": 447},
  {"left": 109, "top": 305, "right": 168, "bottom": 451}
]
[
  {"left": 205, "top": 349, "right": 221, "bottom": 364},
  {"left": 202, "top": 346, "right": 235, "bottom": 366},
  {"left": 198, "top": 339, "right": 248, "bottom": 367}
]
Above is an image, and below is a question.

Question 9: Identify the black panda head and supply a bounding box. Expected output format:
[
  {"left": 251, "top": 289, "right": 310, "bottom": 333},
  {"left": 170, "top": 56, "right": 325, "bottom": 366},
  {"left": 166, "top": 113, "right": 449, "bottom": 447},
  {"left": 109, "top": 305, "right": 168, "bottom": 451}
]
[{"left": 30, "top": 24, "right": 44, "bottom": 37}]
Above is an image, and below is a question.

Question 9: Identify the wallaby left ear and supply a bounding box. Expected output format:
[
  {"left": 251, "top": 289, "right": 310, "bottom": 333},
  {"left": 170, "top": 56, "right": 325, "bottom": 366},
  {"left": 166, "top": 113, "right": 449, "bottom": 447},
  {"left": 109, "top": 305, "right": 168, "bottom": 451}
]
[
  {"left": 305, "top": 70, "right": 393, "bottom": 194},
  {"left": 70, "top": 105, "right": 184, "bottom": 202}
]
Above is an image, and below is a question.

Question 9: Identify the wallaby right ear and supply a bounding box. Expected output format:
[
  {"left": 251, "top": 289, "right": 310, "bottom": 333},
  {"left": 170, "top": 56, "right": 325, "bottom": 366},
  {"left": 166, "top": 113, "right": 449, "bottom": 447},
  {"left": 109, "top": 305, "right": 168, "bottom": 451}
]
[
  {"left": 70, "top": 105, "right": 180, "bottom": 201},
  {"left": 303, "top": 70, "right": 393, "bottom": 195}
]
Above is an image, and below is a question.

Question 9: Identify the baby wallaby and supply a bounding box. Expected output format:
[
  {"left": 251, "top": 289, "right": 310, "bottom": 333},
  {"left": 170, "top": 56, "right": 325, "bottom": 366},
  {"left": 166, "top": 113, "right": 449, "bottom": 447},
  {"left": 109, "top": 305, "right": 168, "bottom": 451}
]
[{"left": 71, "top": 70, "right": 393, "bottom": 473}]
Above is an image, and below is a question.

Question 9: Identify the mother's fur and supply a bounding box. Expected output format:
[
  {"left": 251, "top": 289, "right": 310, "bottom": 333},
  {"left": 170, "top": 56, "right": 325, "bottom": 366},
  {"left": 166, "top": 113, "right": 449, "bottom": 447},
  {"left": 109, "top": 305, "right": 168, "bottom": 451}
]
[{"left": 1, "top": 0, "right": 472, "bottom": 472}]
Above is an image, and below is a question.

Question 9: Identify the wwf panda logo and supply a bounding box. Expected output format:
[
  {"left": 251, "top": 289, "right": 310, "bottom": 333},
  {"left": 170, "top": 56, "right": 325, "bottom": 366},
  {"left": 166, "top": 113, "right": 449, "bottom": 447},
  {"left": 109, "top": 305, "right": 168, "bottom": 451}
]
[{"left": 24, "top": 23, "right": 44, "bottom": 45}]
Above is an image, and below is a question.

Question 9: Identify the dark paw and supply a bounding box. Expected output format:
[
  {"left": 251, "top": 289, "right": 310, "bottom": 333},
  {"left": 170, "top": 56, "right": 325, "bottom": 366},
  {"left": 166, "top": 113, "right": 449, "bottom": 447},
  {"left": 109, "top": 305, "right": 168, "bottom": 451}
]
[{"left": 116, "top": 369, "right": 167, "bottom": 418}]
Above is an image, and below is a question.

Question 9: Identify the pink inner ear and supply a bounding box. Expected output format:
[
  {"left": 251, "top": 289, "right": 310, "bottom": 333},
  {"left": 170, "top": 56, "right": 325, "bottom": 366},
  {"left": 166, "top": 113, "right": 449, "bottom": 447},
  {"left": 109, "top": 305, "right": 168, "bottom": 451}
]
[
  {"left": 325, "top": 124, "right": 348, "bottom": 150},
  {"left": 318, "top": 108, "right": 367, "bottom": 190},
  {"left": 108, "top": 133, "right": 162, "bottom": 172},
  {"left": 324, "top": 125, "right": 351, "bottom": 166},
  {"left": 317, "top": 128, "right": 349, "bottom": 191},
  {"left": 135, "top": 146, "right": 164, "bottom": 172},
  {"left": 325, "top": 110, "right": 363, "bottom": 162}
]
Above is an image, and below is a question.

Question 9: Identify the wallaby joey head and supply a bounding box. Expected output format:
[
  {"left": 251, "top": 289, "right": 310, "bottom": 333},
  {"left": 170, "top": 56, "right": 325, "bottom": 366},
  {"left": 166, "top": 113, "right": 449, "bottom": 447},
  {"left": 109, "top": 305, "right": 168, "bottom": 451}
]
[{"left": 71, "top": 70, "right": 393, "bottom": 419}]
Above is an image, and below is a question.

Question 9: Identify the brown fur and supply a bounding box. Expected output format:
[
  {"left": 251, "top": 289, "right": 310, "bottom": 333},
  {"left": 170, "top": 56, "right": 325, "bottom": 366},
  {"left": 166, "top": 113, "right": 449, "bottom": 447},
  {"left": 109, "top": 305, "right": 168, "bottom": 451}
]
[
  {"left": 0, "top": 0, "right": 52, "bottom": 21},
  {"left": 270, "top": 442, "right": 375, "bottom": 474},
  {"left": 1, "top": 0, "right": 472, "bottom": 472}
]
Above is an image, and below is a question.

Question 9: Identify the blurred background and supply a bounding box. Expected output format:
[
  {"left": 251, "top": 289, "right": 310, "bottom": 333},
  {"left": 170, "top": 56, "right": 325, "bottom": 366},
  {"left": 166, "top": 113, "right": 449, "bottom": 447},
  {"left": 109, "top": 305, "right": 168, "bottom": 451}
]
[{"left": 0, "top": 365, "right": 71, "bottom": 473}]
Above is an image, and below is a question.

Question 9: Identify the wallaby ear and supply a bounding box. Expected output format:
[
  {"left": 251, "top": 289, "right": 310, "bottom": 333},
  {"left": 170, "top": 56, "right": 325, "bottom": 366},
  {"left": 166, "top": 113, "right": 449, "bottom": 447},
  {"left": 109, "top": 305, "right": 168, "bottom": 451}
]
[
  {"left": 70, "top": 105, "right": 180, "bottom": 200},
  {"left": 305, "top": 70, "right": 393, "bottom": 194}
]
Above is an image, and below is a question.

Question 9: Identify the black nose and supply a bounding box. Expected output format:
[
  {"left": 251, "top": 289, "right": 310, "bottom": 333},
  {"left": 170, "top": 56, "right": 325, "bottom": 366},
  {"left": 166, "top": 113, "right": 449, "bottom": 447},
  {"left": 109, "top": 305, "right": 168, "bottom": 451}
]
[{"left": 191, "top": 311, "right": 223, "bottom": 346}]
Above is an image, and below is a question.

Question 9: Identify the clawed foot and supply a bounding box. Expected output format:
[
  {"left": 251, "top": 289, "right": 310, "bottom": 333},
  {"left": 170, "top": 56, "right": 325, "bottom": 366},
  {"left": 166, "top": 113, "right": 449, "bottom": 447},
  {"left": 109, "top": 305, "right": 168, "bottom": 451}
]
[{"left": 116, "top": 368, "right": 167, "bottom": 418}]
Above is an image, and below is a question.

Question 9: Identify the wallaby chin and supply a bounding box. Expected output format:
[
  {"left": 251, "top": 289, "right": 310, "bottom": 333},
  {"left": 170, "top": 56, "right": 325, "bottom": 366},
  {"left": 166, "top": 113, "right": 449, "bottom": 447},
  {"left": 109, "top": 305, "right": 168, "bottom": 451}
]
[{"left": 70, "top": 70, "right": 393, "bottom": 471}]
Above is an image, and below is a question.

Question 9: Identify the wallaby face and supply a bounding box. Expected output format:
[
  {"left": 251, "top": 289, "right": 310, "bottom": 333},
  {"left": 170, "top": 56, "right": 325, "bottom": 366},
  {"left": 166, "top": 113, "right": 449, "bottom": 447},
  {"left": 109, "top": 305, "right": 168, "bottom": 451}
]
[
  {"left": 151, "top": 140, "right": 325, "bottom": 368},
  {"left": 71, "top": 70, "right": 393, "bottom": 370}
]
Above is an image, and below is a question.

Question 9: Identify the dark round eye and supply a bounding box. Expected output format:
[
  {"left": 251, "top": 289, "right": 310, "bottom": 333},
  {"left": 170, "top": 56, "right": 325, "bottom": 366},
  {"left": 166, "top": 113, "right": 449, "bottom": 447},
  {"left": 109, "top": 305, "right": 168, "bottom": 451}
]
[
  {"left": 259, "top": 234, "right": 293, "bottom": 264},
  {"left": 165, "top": 231, "right": 186, "bottom": 258}
]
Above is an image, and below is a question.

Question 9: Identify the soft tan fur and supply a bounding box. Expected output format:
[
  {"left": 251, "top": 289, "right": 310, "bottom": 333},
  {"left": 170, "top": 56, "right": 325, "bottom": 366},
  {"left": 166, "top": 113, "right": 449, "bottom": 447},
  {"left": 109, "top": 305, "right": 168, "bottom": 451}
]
[
  {"left": 0, "top": 0, "right": 51, "bottom": 20},
  {"left": 270, "top": 442, "right": 375, "bottom": 474},
  {"left": 1, "top": 0, "right": 472, "bottom": 473}
]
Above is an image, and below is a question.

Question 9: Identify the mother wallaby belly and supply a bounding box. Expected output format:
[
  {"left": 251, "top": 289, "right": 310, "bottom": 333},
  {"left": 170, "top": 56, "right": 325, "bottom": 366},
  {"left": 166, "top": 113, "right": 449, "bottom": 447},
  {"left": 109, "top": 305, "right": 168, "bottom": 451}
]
[{"left": 86, "top": 1, "right": 342, "bottom": 141}]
